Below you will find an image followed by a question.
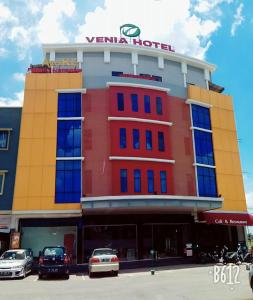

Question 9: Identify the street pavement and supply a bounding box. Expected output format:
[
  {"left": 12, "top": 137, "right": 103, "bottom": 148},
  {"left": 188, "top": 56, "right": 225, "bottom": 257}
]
[{"left": 0, "top": 264, "right": 252, "bottom": 300}]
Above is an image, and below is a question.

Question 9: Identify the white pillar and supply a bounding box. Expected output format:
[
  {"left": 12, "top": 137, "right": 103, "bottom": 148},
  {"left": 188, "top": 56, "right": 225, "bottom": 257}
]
[{"left": 181, "top": 62, "right": 187, "bottom": 88}]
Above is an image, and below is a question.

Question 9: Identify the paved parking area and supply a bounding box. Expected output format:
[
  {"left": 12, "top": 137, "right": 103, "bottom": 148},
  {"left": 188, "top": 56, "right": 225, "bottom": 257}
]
[{"left": 0, "top": 264, "right": 252, "bottom": 300}]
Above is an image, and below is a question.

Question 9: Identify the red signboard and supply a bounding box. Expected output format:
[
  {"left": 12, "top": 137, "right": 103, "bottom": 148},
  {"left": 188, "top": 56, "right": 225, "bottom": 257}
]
[
  {"left": 28, "top": 67, "right": 82, "bottom": 74},
  {"left": 203, "top": 212, "right": 253, "bottom": 226}
]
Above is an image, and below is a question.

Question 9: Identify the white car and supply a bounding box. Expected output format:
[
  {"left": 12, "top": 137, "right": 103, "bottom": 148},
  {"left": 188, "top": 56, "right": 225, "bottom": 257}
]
[
  {"left": 0, "top": 249, "right": 33, "bottom": 279},
  {"left": 88, "top": 248, "right": 119, "bottom": 277}
]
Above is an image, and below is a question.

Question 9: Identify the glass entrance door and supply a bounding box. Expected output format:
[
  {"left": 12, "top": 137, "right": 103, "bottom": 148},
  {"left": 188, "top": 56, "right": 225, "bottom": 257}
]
[{"left": 143, "top": 224, "right": 185, "bottom": 259}]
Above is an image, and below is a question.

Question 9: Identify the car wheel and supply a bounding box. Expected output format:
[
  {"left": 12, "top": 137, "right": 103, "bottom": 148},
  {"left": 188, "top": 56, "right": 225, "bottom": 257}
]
[
  {"left": 113, "top": 271, "right": 118, "bottom": 277},
  {"left": 38, "top": 274, "right": 43, "bottom": 280},
  {"left": 64, "top": 274, "right": 69, "bottom": 280},
  {"left": 89, "top": 271, "right": 93, "bottom": 278}
]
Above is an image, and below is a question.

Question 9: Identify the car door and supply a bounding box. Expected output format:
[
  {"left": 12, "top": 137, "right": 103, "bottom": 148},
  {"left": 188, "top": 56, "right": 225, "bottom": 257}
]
[{"left": 25, "top": 250, "right": 33, "bottom": 272}]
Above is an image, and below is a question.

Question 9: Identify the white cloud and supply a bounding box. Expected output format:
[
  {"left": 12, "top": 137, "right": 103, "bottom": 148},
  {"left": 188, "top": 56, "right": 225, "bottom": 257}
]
[
  {"left": 247, "top": 191, "right": 253, "bottom": 210},
  {"left": 231, "top": 3, "right": 244, "bottom": 36},
  {"left": 75, "top": 0, "right": 222, "bottom": 59},
  {"left": 36, "top": 0, "right": 76, "bottom": 43},
  {"left": 194, "top": 0, "right": 234, "bottom": 14},
  {"left": 0, "top": 2, "right": 18, "bottom": 24},
  {"left": 0, "top": 48, "right": 8, "bottom": 57},
  {"left": 13, "top": 73, "right": 25, "bottom": 82},
  {"left": 0, "top": 91, "right": 24, "bottom": 107}
]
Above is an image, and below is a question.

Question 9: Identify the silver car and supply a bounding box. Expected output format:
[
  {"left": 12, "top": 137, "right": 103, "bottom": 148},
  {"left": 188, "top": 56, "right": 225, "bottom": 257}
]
[
  {"left": 0, "top": 249, "right": 33, "bottom": 279},
  {"left": 88, "top": 248, "right": 119, "bottom": 277}
]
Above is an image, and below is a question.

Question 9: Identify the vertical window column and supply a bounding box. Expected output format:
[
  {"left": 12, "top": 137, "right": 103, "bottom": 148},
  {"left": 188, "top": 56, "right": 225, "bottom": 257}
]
[
  {"left": 55, "top": 93, "right": 84, "bottom": 204},
  {"left": 190, "top": 104, "right": 217, "bottom": 197}
]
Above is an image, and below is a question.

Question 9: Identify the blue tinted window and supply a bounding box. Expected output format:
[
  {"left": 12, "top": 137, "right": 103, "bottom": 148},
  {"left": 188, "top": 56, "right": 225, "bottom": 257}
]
[
  {"left": 147, "top": 170, "right": 154, "bottom": 193},
  {"left": 156, "top": 97, "right": 163, "bottom": 115},
  {"left": 120, "top": 169, "right": 128, "bottom": 192},
  {"left": 160, "top": 171, "right": 167, "bottom": 193},
  {"left": 144, "top": 95, "right": 151, "bottom": 113},
  {"left": 192, "top": 104, "right": 211, "bottom": 130},
  {"left": 117, "top": 93, "right": 124, "bottom": 111},
  {"left": 131, "top": 94, "right": 138, "bottom": 112},
  {"left": 57, "top": 120, "right": 81, "bottom": 157},
  {"left": 194, "top": 130, "right": 214, "bottom": 165},
  {"left": 134, "top": 169, "right": 141, "bottom": 192},
  {"left": 158, "top": 132, "right": 165, "bottom": 152},
  {"left": 133, "top": 129, "right": 140, "bottom": 149},
  {"left": 197, "top": 166, "right": 217, "bottom": 197},
  {"left": 58, "top": 93, "right": 81, "bottom": 117},
  {"left": 146, "top": 130, "right": 152, "bottom": 150},
  {"left": 0, "top": 131, "right": 8, "bottom": 149},
  {"left": 55, "top": 160, "right": 81, "bottom": 203},
  {"left": 120, "top": 128, "right": 126, "bottom": 148},
  {"left": 0, "top": 174, "right": 4, "bottom": 194}
]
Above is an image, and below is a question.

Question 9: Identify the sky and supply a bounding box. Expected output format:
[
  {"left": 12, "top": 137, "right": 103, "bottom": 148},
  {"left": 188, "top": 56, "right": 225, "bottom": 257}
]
[{"left": 0, "top": 0, "right": 252, "bottom": 207}]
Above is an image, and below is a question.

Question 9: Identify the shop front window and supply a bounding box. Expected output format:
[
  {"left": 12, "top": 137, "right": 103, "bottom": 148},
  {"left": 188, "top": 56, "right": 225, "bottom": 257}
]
[{"left": 83, "top": 225, "right": 137, "bottom": 261}]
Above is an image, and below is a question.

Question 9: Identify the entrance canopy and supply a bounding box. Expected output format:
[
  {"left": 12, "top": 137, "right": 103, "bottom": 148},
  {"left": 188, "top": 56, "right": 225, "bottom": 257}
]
[
  {"left": 202, "top": 211, "right": 253, "bottom": 226},
  {"left": 81, "top": 195, "right": 223, "bottom": 215}
]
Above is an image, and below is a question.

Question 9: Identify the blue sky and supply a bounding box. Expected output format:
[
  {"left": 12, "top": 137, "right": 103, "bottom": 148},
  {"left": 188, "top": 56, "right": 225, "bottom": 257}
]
[{"left": 0, "top": 0, "right": 252, "bottom": 206}]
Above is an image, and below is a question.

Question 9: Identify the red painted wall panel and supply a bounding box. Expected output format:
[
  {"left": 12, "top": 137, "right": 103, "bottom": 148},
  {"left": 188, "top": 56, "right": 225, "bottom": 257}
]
[
  {"left": 112, "top": 161, "right": 174, "bottom": 196},
  {"left": 82, "top": 89, "right": 112, "bottom": 196},
  {"left": 169, "top": 96, "right": 196, "bottom": 196},
  {"left": 82, "top": 87, "right": 196, "bottom": 198},
  {"left": 109, "top": 86, "right": 169, "bottom": 121},
  {"left": 110, "top": 122, "right": 172, "bottom": 159}
]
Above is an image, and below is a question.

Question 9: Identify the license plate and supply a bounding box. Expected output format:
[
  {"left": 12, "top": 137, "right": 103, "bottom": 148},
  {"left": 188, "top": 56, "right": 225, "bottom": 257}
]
[
  {"left": 0, "top": 272, "right": 11, "bottom": 276},
  {"left": 102, "top": 258, "right": 109, "bottom": 262},
  {"left": 48, "top": 268, "right": 58, "bottom": 273}
]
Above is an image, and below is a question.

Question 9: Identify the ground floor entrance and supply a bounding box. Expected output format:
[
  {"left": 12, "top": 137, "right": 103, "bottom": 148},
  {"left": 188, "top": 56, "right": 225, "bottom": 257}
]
[{"left": 17, "top": 214, "right": 246, "bottom": 264}]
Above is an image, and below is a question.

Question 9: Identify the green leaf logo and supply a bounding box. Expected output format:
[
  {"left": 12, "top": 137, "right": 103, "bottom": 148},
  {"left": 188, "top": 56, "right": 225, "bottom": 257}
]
[{"left": 120, "top": 24, "right": 141, "bottom": 38}]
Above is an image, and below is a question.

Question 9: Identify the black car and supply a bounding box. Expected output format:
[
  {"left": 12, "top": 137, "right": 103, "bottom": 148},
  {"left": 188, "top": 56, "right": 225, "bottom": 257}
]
[{"left": 38, "top": 246, "right": 70, "bottom": 279}]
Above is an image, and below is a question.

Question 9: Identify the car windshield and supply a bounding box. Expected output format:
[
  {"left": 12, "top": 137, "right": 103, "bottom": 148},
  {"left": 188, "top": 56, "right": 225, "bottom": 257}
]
[
  {"left": 43, "top": 248, "right": 64, "bottom": 256},
  {"left": 1, "top": 251, "right": 25, "bottom": 260},
  {"left": 93, "top": 249, "right": 114, "bottom": 256}
]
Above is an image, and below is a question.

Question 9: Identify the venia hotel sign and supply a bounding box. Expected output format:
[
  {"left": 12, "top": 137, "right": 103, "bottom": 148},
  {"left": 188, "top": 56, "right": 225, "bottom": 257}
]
[{"left": 85, "top": 24, "right": 175, "bottom": 52}]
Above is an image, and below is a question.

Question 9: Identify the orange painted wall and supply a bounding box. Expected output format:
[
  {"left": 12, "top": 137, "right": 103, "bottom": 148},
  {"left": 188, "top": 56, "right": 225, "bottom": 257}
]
[
  {"left": 188, "top": 85, "right": 247, "bottom": 211},
  {"left": 13, "top": 73, "right": 82, "bottom": 211}
]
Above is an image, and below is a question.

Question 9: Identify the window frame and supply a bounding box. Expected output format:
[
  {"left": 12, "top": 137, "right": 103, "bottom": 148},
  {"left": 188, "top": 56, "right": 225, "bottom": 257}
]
[
  {"left": 0, "top": 172, "right": 5, "bottom": 195},
  {"left": 192, "top": 104, "right": 211, "bottom": 130},
  {"left": 147, "top": 170, "right": 154, "bottom": 193},
  {"left": 144, "top": 95, "right": 151, "bottom": 113},
  {"left": 120, "top": 169, "right": 128, "bottom": 192},
  {"left": 131, "top": 94, "right": 138, "bottom": 112},
  {"left": 194, "top": 130, "right": 214, "bottom": 166},
  {"left": 58, "top": 93, "right": 82, "bottom": 118},
  {"left": 55, "top": 160, "right": 81, "bottom": 203},
  {"left": 132, "top": 129, "right": 140, "bottom": 149},
  {"left": 146, "top": 130, "right": 152, "bottom": 150},
  {"left": 120, "top": 128, "right": 127, "bottom": 149},
  {"left": 197, "top": 166, "right": 217, "bottom": 197},
  {"left": 134, "top": 169, "right": 141, "bottom": 193},
  {"left": 57, "top": 120, "right": 82, "bottom": 158},
  {"left": 0, "top": 129, "right": 11, "bottom": 151},
  {"left": 158, "top": 131, "right": 165, "bottom": 152},
  {"left": 160, "top": 171, "right": 167, "bottom": 193},
  {"left": 117, "top": 93, "right": 124, "bottom": 111},
  {"left": 156, "top": 97, "right": 163, "bottom": 115}
]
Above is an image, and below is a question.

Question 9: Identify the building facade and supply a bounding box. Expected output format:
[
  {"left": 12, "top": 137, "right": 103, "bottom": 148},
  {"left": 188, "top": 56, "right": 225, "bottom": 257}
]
[
  {"left": 10, "top": 42, "right": 247, "bottom": 262},
  {"left": 0, "top": 107, "right": 22, "bottom": 253}
]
